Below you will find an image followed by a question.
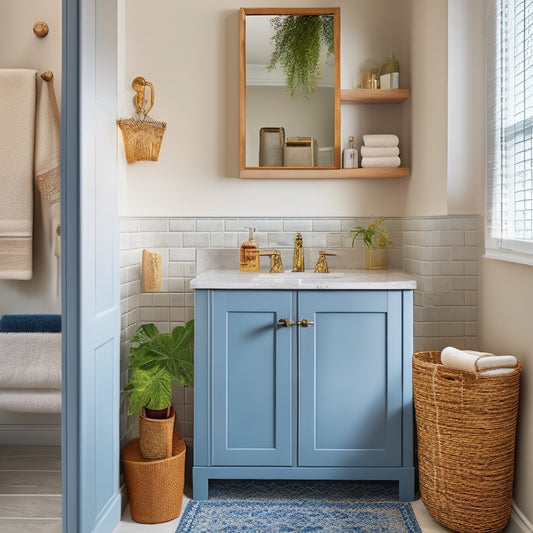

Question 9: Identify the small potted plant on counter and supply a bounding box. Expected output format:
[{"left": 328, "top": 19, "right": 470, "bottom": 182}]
[
  {"left": 124, "top": 320, "right": 194, "bottom": 460},
  {"left": 351, "top": 217, "right": 393, "bottom": 270}
]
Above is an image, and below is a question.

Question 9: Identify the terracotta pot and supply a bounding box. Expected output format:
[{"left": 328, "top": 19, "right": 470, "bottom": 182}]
[
  {"left": 365, "top": 248, "right": 387, "bottom": 270},
  {"left": 139, "top": 405, "right": 175, "bottom": 460}
]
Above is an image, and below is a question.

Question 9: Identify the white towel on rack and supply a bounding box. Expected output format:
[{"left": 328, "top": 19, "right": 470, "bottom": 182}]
[
  {"left": 363, "top": 134, "right": 399, "bottom": 147},
  {"left": 35, "top": 74, "right": 61, "bottom": 258},
  {"left": 0, "top": 389, "right": 61, "bottom": 413},
  {"left": 0, "top": 69, "right": 37, "bottom": 279},
  {"left": 0, "top": 333, "right": 61, "bottom": 389}
]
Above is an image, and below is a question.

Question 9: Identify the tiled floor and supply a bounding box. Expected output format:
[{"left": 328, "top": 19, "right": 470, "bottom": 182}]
[
  {"left": 0, "top": 446, "right": 451, "bottom": 533},
  {"left": 0, "top": 445, "right": 62, "bottom": 533}
]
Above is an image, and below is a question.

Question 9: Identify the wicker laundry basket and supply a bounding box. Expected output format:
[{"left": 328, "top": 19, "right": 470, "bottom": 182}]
[
  {"left": 412, "top": 351, "right": 521, "bottom": 533},
  {"left": 122, "top": 432, "right": 186, "bottom": 524}
]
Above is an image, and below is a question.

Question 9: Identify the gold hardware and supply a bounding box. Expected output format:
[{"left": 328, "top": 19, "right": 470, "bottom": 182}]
[
  {"left": 313, "top": 250, "right": 337, "bottom": 273},
  {"left": 259, "top": 250, "right": 284, "bottom": 273},
  {"left": 297, "top": 318, "right": 315, "bottom": 327},
  {"left": 33, "top": 22, "right": 49, "bottom": 38},
  {"left": 292, "top": 233, "right": 304, "bottom": 272},
  {"left": 278, "top": 318, "right": 296, "bottom": 327},
  {"left": 132, "top": 76, "right": 154, "bottom": 117}
]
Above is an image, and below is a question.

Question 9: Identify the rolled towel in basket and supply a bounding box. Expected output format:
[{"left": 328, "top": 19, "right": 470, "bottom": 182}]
[{"left": 441, "top": 346, "right": 518, "bottom": 375}]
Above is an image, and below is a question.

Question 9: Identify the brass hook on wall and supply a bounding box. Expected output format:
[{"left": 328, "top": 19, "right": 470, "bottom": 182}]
[{"left": 132, "top": 76, "right": 154, "bottom": 117}]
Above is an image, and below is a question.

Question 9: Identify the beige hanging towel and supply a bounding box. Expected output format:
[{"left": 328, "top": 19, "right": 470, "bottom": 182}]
[
  {"left": 35, "top": 72, "right": 61, "bottom": 258},
  {"left": 0, "top": 69, "right": 37, "bottom": 279}
]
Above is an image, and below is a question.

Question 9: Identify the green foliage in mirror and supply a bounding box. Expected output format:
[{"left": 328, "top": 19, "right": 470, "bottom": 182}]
[{"left": 267, "top": 15, "right": 334, "bottom": 99}]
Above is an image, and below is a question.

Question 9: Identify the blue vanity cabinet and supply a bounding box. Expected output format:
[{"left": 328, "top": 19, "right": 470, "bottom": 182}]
[
  {"left": 298, "top": 290, "right": 403, "bottom": 467},
  {"left": 193, "top": 286, "right": 415, "bottom": 502}
]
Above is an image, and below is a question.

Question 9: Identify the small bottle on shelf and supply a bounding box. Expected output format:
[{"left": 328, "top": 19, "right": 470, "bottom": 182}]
[{"left": 343, "top": 136, "right": 358, "bottom": 169}]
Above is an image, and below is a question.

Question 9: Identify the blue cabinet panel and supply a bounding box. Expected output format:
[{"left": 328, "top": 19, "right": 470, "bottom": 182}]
[
  {"left": 299, "top": 291, "right": 402, "bottom": 466},
  {"left": 211, "top": 291, "right": 294, "bottom": 466}
]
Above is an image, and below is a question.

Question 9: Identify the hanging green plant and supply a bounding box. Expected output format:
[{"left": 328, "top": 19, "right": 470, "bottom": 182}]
[{"left": 267, "top": 15, "right": 334, "bottom": 99}]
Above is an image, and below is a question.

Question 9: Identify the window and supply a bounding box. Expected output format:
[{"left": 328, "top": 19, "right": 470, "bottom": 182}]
[{"left": 486, "top": 0, "right": 533, "bottom": 263}]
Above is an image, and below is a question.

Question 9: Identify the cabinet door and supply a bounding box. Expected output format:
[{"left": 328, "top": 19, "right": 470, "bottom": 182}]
[
  {"left": 212, "top": 290, "right": 294, "bottom": 466},
  {"left": 298, "top": 290, "right": 403, "bottom": 467}
]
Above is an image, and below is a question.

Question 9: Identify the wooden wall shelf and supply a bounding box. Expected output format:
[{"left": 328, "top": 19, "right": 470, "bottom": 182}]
[
  {"left": 239, "top": 167, "right": 410, "bottom": 179},
  {"left": 341, "top": 88, "right": 410, "bottom": 104}
]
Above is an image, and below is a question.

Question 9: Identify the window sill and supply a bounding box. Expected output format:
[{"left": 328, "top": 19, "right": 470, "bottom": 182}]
[{"left": 483, "top": 249, "right": 533, "bottom": 267}]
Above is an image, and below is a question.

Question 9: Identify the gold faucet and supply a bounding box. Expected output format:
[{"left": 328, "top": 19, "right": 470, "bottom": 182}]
[
  {"left": 314, "top": 251, "right": 337, "bottom": 273},
  {"left": 259, "top": 250, "right": 284, "bottom": 273},
  {"left": 292, "top": 233, "right": 304, "bottom": 272}
]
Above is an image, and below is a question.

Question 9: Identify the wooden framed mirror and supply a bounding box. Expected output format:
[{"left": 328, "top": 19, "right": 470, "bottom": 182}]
[{"left": 240, "top": 7, "right": 340, "bottom": 178}]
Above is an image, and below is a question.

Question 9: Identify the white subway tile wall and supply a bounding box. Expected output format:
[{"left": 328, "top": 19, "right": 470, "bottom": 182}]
[{"left": 119, "top": 215, "right": 481, "bottom": 449}]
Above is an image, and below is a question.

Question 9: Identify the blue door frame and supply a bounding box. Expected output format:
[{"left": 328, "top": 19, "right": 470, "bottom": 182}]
[{"left": 61, "top": 0, "right": 121, "bottom": 531}]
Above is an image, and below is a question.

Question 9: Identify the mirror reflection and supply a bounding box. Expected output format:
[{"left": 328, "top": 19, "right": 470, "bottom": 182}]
[{"left": 241, "top": 8, "right": 340, "bottom": 171}]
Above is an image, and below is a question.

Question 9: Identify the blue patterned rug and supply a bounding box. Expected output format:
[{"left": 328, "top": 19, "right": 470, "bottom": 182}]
[{"left": 176, "top": 481, "right": 421, "bottom": 532}]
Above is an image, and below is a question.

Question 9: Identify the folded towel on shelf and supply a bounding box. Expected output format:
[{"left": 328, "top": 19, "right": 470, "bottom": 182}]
[
  {"left": 362, "top": 134, "right": 399, "bottom": 147},
  {"left": 0, "top": 389, "right": 61, "bottom": 413},
  {"left": 441, "top": 346, "right": 518, "bottom": 375},
  {"left": 361, "top": 156, "right": 401, "bottom": 168},
  {"left": 0, "top": 313, "right": 61, "bottom": 333},
  {"left": 360, "top": 146, "right": 400, "bottom": 158},
  {"left": 0, "top": 69, "right": 37, "bottom": 280},
  {"left": 0, "top": 333, "right": 61, "bottom": 389}
]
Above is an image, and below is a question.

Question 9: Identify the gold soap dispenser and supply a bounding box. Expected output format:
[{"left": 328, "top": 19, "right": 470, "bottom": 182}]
[{"left": 239, "top": 226, "right": 260, "bottom": 271}]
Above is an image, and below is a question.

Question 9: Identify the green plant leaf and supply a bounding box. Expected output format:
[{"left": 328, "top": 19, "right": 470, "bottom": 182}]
[
  {"left": 267, "top": 14, "right": 333, "bottom": 99},
  {"left": 123, "top": 320, "right": 195, "bottom": 414}
]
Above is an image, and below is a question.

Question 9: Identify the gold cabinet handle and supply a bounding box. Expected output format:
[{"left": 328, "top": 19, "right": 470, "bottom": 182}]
[
  {"left": 297, "top": 318, "right": 314, "bottom": 327},
  {"left": 278, "top": 318, "right": 296, "bottom": 327}
]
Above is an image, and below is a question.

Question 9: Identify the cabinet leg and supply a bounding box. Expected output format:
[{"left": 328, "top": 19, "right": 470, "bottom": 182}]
[
  {"left": 192, "top": 468, "right": 209, "bottom": 500},
  {"left": 398, "top": 470, "right": 416, "bottom": 502}
]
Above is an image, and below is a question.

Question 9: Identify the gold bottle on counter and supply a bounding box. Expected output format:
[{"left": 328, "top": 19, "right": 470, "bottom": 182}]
[{"left": 239, "top": 226, "right": 260, "bottom": 271}]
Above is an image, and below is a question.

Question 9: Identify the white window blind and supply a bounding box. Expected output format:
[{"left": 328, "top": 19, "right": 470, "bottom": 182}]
[{"left": 486, "top": 0, "right": 533, "bottom": 262}]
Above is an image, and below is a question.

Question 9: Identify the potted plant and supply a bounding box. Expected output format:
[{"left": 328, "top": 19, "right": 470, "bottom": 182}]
[
  {"left": 267, "top": 14, "right": 334, "bottom": 99},
  {"left": 351, "top": 217, "right": 393, "bottom": 270},
  {"left": 124, "top": 320, "right": 194, "bottom": 460}
]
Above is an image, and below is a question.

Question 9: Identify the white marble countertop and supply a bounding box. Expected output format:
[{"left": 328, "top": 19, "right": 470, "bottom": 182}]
[{"left": 191, "top": 269, "right": 417, "bottom": 290}]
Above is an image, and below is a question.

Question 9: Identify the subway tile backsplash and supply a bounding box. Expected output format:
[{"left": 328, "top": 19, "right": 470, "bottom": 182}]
[{"left": 119, "top": 215, "right": 481, "bottom": 448}]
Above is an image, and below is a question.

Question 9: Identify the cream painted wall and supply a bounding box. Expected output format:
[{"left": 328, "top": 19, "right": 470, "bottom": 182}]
[
  {"left": 0, "top": 0, "right": 62, "bottom": 314},
  {"left": 480, "top": 259, "right": 533, "bottom": 526},
  {"left": 120, "top": 0, "right": 476, "bottom": 218}
]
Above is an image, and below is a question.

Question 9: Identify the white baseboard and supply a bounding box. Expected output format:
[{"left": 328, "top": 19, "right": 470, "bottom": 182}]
[
  {"left": 0, "top": 423, "right": 61, "bottom": 446},
  {"left": 507, "top": 502, "right": 533, "bottom": 533}
]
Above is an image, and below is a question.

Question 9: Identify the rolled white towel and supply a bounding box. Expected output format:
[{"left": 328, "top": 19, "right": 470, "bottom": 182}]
[
  {"left": 361, "top": 156, "right": 401, "bottom": 168},
  {"left": 0, "top": 389, "right": 61, "bottom": 413},
  {"left": 441, "top": 346, "right": 518, "bottom": 375},
  {"left": 363, "top": 134, "right": 399, "bottom": 147},
  {"left": 360, "top": 146, "right": 400, "bottom": 158}
]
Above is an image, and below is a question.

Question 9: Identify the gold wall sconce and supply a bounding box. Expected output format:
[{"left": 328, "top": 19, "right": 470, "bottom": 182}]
[{"left": 117, "top": 76, "right": 166, "bottom": 163}]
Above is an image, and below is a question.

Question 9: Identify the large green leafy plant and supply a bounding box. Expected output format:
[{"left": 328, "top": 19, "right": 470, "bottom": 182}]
[
  {"left": 124, "top": 320, "right": 194, "bottom": 415},
  {"left": 267, "top": 14, "right": 334, "bottom": 99}
]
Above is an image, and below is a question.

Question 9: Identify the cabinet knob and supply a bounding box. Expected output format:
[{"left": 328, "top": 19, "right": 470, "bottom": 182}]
[
  {"left": 297, "top": 318, "right": 314, "bottom": 327},
  {"left": 278, "top": 318, "right": 296, "bottom": 327}
]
